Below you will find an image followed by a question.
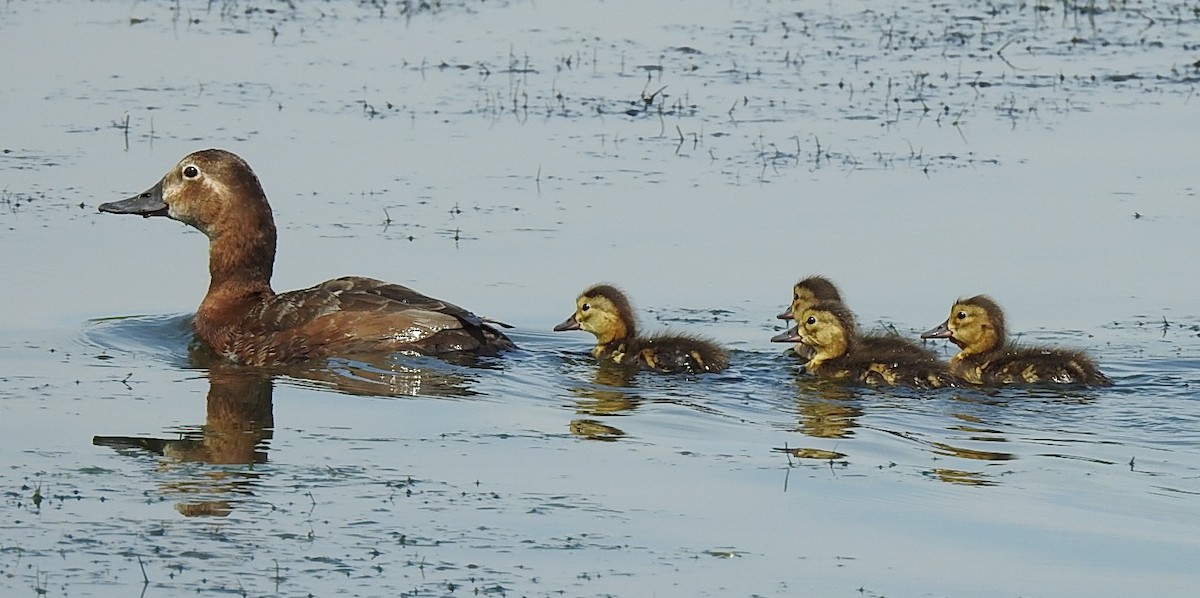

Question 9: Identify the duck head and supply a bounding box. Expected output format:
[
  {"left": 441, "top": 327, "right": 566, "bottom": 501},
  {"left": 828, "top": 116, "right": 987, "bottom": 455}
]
[
  {"left": 777, "top": 275, "right": 843, "bottom": 320},
  {"left": 790, "top": 300, "right": 858, "bottom": 365},
  {"left": 100, "top": 149, "right": 276, "bottom": 242},
  {"left": 99, "top": 149, "right": 277, "bottom": 283},
  {"left": 553, "top": 284, "right": 636, "bottom": 345},
  {"left": 921, "top": 295, "right": 1006, "bottom": 359}
]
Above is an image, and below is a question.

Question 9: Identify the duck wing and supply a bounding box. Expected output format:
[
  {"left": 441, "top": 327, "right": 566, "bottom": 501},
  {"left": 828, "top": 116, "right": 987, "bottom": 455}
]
[
  {"left": 248, "top": 276, "right": 509, "bottom": 332},
  {"left": 322, "top": 276, "right": 513, "bottom": 328},
  {"left": 978, "top": 346, "right": 1112, "bottom": 387},
  {"left": 221, "top": 276, "right": 515, "bottom": 364}
]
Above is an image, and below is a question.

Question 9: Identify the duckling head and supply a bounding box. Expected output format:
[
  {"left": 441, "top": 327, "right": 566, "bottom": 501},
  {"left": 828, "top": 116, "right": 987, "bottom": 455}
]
[
  {"left": 553, "top": 284, "right": 637, "bottom": 345},
  {"left": 777, "top": 275, "right": 843, "bottom": 320},
  {"left": 794, "top": 300, "right": 858, "bottom": 365},
  {"left": 921, "top": 295, "right": 1006, "bottom": 359}
]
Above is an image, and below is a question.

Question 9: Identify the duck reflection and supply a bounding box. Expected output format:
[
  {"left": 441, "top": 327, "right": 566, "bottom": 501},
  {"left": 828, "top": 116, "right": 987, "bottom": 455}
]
[
  {"left": 565, "top": 362, "right": 643, "bottom": 441},
  {"left": 788, "top": 377, "right": 864, "bottom": 440},
  {"left": 886, "top": 392, "right": 1022, "bottom": 487},
  {"left": 928, "top": 468, "right": 997, "bottom": 487},
  {"left": 94, "top": 351, "right": 485, "bottom": 516},
  {"left": 190, "top": 341, "right": 485, "bottom": 399},
  {"left": 93, "top": 366, "right": 272, "bottom": 517}
]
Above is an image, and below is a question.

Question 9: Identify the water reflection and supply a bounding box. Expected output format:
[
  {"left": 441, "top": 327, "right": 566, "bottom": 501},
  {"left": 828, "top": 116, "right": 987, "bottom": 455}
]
[
  {"left": 190, "top": 340, "right": 487, "bottom": 398},
  {"left": 788, "top": 378, "right": 864, "bottom": 440},
  {"left": 569, "top": 419, "right": 627, "bottom": 442},
  {"left": 927, "top": 468, "right": 997, "bottom": 487},
  {"left": 781, "top": 372, "right": 1029, "bottom": 485},
  {"left": 93, "top": 348, "right": 491, "bottom": 516},
  {"left": 566, "top": 363, "right": 641, "bottom": 441},
  {"left": 93, "top": 366, "right": 272, "bottom": 517}
]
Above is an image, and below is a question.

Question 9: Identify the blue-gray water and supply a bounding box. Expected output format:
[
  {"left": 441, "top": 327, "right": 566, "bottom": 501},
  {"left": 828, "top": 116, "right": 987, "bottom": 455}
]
[{"left": 2, "top": 1, "right": 1199, "bottom": 596}]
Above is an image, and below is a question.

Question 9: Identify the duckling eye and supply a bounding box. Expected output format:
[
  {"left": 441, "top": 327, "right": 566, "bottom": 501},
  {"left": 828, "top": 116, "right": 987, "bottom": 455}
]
[
  {"left": 806, "top": 316, "right": 817, "bottom": 325},
  {"left": 182, "top": 165, "right": 200, "bottom": 179},
  {"left": 581, "top": 303, "right": 590, "bottom": 312},
  {"left": 956, "top": 311, "right": 967, "bottom": 320}
]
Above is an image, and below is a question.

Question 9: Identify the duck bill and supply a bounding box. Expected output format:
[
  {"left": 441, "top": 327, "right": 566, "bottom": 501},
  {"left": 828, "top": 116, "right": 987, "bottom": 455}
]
[
  {"left": 776, "top": 307, "right": 794, "bottom": 320},
  {"left": 552, "top": 315, "right": 580, "bottom": 332},
  {"left": 98, "top": 182, "right": 168, "bottom": 218},
  {"left": 921, "top": 320, "right": 953, "bottom": 340},
  {"left": 770, "top": 326, "right": 802, "bottom": 343}
]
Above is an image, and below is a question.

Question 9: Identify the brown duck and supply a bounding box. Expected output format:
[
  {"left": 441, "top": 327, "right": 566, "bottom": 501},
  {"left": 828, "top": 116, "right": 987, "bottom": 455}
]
[{"left": 98, "top": 149, "right": 514, "bottom": 365}]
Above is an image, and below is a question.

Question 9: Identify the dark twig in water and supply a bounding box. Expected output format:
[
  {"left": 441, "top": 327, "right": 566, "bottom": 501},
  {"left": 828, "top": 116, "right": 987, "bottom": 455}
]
[
  {"left": 138, "top": 555, "right": 149, "bottom": 584},
  {"left": 995, "top": 37, "right": 1027, "bottom": 71},
  {"left": 952, "top": 107, "right": 968, "bottom": 143},
  {"left": 120, "top": 113, "right": 131, "bottom": 151},
  {"left": 272, "top": 559, "right": 285, "bottom": 590}
]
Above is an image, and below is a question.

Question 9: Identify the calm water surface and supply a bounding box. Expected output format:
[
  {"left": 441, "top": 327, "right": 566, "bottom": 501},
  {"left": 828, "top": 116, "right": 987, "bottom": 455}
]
[{"left": 2, "top": 1, "right": 1199, "bottom": 596}]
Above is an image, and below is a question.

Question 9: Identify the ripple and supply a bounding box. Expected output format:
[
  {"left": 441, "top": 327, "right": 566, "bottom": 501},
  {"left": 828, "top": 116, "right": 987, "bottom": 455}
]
[{"left": 78, "top": 313, "right": 195, "bottom": 368}]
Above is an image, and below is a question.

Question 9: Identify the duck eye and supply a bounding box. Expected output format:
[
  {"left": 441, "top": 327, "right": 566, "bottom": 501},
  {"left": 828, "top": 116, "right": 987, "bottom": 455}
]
[
  {"left": 956, "top": 311, "right": 967, "bottom": 320},
  {"left": 581, "top": 303, "right": 590, "bottom": 312},
  {"left": 182, "top": 165, "right": 200, "bottom": 179},
  {"left": 806, "top": 316, "right": 817, "bottom": 325}
]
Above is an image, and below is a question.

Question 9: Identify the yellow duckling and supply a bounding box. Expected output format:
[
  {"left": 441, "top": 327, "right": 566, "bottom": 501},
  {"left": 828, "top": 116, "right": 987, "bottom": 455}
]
[
  {"left": 773, "top": 300, "right": 957, "bottom": 388},
  {"left": 921, "top": 295, "right": 1112, "bottom": 387},
  {"left": 776, "top": 275, "right": 936, "bottom": 362},
  {"left": 553, "top": 284, "right": 729, "bottom": 374}
]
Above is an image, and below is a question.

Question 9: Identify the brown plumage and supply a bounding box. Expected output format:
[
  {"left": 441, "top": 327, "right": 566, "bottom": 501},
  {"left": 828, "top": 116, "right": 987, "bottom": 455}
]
[
  {"left": 553, "top": 284, "right": 729, "bottom": 374},
  {"left": 99, "top": 149, "right": 514, "bottom": 365},
  {"left": 777, "top": 275, "right": 843, "bottom": 320},
  {"left": 775, "top": 275, "right": 934, "bottom": 362},
  {"left": 921, "top": 295, "right": 1112, "bottom": 387},
  {"left": 773, "top": 300, "right": 957, "bottom": 388}
]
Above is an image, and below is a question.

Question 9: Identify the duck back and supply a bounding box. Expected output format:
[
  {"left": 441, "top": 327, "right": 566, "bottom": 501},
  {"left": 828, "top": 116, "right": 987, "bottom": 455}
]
[
  {"left": 958, "top": 346, "right": 1112, "bottom": 387},
  {"left": 220, "top": 276, "right": 514, "bottom": 365},
  {"left": 630, "top": 334, "right": 730, "bottom": 374}
]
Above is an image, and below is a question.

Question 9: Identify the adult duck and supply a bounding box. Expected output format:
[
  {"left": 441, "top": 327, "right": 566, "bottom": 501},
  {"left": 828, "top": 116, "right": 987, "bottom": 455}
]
[{"left": 99, "top": 149, "right": 514, "bottom": 366}]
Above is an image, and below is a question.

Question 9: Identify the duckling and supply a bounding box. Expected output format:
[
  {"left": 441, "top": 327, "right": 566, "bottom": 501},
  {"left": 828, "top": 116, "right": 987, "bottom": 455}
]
[
  {"left": 775, "top": 275, "right": 843, "bottom": 359},
  {"left": 775, "top": 275, "right": 936, "bottom": 362},
  {"left": 773, "top": 300, "right": 957, "bottom": 388},
  {"left": 776, "top": 275, "right": 843, "bottom": 320},
  {"left": 553, "top": 284, "right": 729, "bottom": 374},
  {"left": 921, "top": 295, "right": 1112, "bottom": 387}
]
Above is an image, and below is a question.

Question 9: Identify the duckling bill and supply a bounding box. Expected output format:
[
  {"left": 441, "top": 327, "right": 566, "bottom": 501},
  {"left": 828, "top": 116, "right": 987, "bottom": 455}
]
[
  {"left": 773, "top": 300, "right": 956, "bottom": 388},
  {"left": 921, "top": 295, "right": 1111, "bottom": 387},
  {"left": 554, "top": 284, "right": 729, "bottom": 374}
]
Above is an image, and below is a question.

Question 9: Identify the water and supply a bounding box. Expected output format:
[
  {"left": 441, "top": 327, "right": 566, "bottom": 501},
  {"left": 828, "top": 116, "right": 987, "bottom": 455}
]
[{"left": 2, "top": 0, "right": 1199, "bottom": 596}]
